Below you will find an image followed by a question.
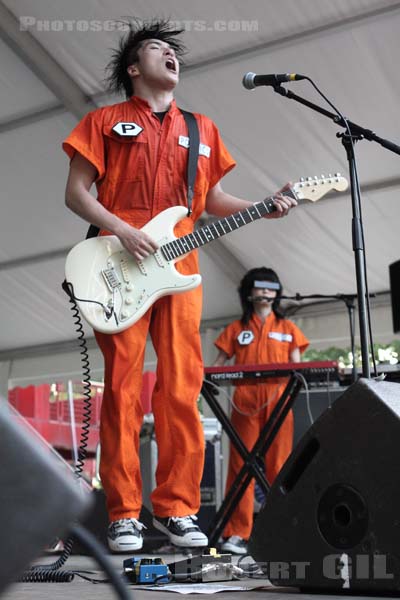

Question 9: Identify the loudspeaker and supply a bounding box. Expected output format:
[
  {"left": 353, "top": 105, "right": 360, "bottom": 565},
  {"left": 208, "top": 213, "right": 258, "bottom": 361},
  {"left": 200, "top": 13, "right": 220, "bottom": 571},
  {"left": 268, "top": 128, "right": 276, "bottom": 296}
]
[
  {"left": 0, "top": 402, "right": 90, "bottom": 594},
  {"left": 389, "top": 259, "right": 400, "bottom": 333},
  {"left": 249, "top": 378, "right": 400, "bottom": 594}
]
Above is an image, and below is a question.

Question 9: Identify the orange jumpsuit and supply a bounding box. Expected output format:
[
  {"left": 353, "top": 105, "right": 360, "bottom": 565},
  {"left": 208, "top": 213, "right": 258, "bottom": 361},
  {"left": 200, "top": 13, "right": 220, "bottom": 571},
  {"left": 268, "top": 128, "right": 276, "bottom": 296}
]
[
  {"left": 63, "top": 96, "right": 235, "bottom": 521},
  {"left": 214, "top": 312, "right": 309, "bottom": 539}
]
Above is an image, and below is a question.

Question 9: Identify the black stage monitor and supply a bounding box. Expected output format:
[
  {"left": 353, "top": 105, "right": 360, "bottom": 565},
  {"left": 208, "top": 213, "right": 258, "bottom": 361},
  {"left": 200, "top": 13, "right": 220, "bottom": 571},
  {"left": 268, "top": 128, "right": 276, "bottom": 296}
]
[
  {"left": 0, "top": 402, "right": 90, "bottom": 594},
  {"left": 389, "top": 259, "right": 400, "bottom": 333},
  {"left": 249, "top": 378, "right": 400, "bottom": 594}
]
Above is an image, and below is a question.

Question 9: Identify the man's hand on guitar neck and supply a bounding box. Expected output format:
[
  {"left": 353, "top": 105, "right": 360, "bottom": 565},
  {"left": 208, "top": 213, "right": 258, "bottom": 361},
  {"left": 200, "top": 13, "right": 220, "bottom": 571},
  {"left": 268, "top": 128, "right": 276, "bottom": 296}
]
[
  {"left": 267, "top": 182, "right": 296, "bottom": 219},
  {"left": 205, "top": 180, "right": 297, "bottom": 219}
]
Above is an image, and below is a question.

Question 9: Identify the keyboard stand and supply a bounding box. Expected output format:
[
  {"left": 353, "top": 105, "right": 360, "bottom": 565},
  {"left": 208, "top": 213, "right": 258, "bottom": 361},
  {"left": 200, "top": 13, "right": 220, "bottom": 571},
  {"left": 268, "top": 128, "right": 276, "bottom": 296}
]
[{"left": 201, "top": 372, "right": 304, "bottom": 545}]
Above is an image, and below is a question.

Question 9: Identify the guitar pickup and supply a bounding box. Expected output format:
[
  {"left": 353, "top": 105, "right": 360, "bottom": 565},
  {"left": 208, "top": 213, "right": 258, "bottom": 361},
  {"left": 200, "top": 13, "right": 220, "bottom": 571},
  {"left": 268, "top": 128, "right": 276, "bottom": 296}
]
[
  {"left": 102, "top": 267, "right": 121, "bottom": 291},
  {"left": 119, "top": 257, "right": 131, "bottom": 283},
  {"left": 154, "top": 251, "right": 165, "bottom": 268}
]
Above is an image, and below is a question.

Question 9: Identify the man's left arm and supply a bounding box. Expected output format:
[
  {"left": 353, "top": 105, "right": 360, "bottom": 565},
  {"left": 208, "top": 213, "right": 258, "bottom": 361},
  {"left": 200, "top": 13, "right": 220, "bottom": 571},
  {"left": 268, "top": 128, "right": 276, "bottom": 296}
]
[{"left": 205, "top": 181, "right": 297, "bottom": 219}]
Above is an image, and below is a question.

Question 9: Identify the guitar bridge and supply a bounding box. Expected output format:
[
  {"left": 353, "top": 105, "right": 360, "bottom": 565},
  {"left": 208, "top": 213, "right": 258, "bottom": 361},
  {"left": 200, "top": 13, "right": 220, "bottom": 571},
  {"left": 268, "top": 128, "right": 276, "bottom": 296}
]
[{"left": 102, "top": 267, "right": 121, "bottom": 291}]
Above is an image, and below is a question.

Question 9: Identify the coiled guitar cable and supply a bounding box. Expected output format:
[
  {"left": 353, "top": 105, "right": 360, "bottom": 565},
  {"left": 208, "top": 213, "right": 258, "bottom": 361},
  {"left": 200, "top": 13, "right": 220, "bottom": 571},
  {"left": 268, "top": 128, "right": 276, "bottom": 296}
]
[
  {"left": 20, "top": 281, "right": 95, "bottom": 582},
  {"left": 20, "top": 524, "right": 132, "bottom": 599}
]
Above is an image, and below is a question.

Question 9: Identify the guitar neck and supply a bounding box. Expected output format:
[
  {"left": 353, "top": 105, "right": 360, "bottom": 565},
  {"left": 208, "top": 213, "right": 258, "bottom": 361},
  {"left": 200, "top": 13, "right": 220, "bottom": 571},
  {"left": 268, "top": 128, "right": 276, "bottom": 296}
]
[{"left": 160, "top": 189, "right": 297, "bottom": 261}]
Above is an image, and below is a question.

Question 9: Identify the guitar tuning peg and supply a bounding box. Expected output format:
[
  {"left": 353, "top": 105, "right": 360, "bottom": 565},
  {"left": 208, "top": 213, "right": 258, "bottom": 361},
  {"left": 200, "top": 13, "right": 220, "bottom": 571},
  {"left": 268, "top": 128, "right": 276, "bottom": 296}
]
[
  {"left": 300, "top": 177, "right": 305, "bottom": 182},
  {"left": 307, "top": 176, "right": 313, "bottom": 181},
  {"left": 320, "top": 174, "right": 325, "bottom": 178},
  {"left": 334, "top": 172, "right": 341, "bottom": 178},
  {"left": 328, "top": 173, "right": 332, "bottom": 178}
]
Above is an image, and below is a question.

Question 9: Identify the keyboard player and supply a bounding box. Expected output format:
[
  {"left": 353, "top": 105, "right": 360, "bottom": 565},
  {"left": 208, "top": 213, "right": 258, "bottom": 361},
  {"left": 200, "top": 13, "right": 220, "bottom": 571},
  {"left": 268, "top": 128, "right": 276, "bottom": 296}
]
[{"left": 212, "top": 267, "right": 309, "bottom": 554}]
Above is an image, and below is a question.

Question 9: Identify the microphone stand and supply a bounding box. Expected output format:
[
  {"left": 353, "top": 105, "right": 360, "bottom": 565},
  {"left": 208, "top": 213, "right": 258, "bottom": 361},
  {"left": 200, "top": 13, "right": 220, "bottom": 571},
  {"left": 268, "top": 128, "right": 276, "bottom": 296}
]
[
  {"left": 272, "top": 84, "right": 400, "bottom": 379},
  {"left": 280, "top": 293, "right": 373, "bottom": 384}
]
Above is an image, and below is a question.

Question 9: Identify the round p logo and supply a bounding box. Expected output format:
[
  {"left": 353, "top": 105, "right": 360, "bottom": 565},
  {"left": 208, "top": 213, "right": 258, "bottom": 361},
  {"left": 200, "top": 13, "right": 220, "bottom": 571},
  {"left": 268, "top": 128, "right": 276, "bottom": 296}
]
[{"left": 237, "top": 330, "right": 254, "bottom": 345}]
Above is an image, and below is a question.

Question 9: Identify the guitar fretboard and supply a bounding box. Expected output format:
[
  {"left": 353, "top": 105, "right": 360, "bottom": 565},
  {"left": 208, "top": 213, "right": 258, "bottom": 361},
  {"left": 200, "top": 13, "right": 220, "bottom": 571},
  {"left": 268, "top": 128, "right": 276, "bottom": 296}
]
[{"left": 160, "top": 189, "right": 296, "bottom": 261}]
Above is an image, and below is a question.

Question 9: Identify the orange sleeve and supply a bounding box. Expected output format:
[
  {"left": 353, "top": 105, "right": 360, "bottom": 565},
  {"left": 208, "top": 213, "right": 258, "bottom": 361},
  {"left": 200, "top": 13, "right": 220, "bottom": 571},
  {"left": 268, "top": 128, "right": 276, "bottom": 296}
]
[
  {"left": 62, "top": 109, "right": 106, "bottom": 181},
  {"left": 214, "top": 322, "right": 238, "bottom": 359},
  {"left": 207, "top": 121, "right": 236, "bottom": 189},
  {"left": 289, "top": 322, "right": 309, "bottom": 354}
]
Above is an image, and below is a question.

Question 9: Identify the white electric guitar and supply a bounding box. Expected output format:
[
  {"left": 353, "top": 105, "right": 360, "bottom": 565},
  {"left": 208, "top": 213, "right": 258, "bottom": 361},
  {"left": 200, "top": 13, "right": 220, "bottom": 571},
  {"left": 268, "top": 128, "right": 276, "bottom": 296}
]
[{"left": 65, "top": 174, "right": 348, "bottom": 334}]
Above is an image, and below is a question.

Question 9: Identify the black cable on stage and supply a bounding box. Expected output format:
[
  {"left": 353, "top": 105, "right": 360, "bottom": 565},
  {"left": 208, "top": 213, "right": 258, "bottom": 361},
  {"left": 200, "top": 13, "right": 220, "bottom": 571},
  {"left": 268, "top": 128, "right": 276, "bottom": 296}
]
[
  {"left": 21, "top": 524, "right": 135, "bottom": 599},
  {"left": 69, "top": 524, "right": 133, "bottom": 600},
  {"left": 19, "top": 569, "right": 75, "bottom": 583}
]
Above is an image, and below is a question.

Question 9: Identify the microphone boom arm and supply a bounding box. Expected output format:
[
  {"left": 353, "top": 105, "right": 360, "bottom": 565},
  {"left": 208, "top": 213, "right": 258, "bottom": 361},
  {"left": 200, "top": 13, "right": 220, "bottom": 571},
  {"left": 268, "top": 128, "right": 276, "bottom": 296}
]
[{"left": 272, "top": 85, "right": 400, "bottom": 156}]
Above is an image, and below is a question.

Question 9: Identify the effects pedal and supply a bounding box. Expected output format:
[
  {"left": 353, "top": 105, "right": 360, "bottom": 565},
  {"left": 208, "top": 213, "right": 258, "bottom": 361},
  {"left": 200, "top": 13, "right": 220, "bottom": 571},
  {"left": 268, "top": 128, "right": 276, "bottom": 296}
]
[
  {"left": 168, "top": 548, "right": 233, "bottom": 582},
  {"left": 123, "top": 557, "right": 169, "bottom": 584}
]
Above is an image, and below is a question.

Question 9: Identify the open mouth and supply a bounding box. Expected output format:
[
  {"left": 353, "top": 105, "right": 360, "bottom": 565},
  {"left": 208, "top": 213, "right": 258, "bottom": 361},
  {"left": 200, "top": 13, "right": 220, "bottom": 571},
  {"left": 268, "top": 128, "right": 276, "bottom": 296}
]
[{"left": 165, "top": 59, "right": 177, "bottom": 73}]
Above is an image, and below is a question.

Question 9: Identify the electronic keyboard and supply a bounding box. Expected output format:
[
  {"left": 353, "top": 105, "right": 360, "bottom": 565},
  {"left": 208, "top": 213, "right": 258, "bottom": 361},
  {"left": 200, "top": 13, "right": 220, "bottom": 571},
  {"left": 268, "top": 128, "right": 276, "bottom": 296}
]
[{"left": 204, "top": 361, "right": 338, "bottom": 384}]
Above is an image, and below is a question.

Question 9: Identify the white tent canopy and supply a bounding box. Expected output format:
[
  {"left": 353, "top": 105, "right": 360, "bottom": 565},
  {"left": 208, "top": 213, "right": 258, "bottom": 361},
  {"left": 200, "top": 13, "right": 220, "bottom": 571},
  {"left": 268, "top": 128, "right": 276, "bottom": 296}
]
[{"left": 1, "top": 0, "right": 399, "bottom": 390}]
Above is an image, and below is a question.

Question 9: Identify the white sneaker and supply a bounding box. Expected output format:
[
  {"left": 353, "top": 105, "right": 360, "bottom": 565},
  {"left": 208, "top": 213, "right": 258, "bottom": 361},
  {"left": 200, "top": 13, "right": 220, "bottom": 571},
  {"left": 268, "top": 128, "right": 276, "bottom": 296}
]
[
  {"left": 221, "top": 535, "right": 248, "bottom": 555},
  {"left": 153, "top": 515, "right": 208, "bottom": 547},
  {"left": 107, "top": 518, "right": 145, "bottom": 553}
]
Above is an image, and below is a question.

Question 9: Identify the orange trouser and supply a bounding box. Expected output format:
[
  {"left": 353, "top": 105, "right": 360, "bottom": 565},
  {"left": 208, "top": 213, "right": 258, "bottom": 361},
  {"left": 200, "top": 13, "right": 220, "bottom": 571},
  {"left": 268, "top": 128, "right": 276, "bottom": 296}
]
[
  {"left": 223, "top": 382, "right": 294, "bottom": 540},
  {"left": 95, "top": 283, "right": 205, "bottom": 522}
]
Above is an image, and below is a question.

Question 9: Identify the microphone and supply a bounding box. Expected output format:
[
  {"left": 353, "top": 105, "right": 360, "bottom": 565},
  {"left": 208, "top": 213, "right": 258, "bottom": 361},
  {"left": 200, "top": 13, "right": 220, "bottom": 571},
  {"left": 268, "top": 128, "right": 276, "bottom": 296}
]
[
  {"left": 247, "top": 296, "right": 274, "bottom": 303},
  {"left": 242, "top": 72, "right": 306, "bottom": 90}
]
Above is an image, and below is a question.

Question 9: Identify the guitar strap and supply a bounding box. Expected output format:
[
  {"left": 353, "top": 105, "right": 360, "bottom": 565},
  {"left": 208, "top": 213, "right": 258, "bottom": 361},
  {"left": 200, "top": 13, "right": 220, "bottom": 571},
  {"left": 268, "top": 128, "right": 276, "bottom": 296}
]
[
  {"left": 179, "top": 109, "right": 200, "bottom": 217},
  {"left": 85, "top": 108, "right": 200, "bottom": 239}
]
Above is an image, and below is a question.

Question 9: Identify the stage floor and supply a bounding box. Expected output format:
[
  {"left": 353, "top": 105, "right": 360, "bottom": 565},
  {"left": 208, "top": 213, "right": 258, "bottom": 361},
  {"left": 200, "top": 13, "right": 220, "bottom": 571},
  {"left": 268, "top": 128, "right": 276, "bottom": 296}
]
[{"left": 2, "top": 552, "right": 388, "bottom": 600}]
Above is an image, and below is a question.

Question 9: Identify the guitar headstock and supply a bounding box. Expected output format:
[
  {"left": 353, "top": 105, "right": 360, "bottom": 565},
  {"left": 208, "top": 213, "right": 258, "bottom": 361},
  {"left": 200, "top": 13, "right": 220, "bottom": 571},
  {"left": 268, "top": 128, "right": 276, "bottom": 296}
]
[{"left": 293, "top": 173, "right": 348, "bottom": 202}]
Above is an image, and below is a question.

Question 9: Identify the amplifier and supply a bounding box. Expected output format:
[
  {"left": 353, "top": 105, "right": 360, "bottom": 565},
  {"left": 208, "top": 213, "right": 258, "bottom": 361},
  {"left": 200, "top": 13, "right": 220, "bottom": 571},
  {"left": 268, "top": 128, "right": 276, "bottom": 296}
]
[{"left": 293, "top": 386, "right": 346, "bottom": 445}]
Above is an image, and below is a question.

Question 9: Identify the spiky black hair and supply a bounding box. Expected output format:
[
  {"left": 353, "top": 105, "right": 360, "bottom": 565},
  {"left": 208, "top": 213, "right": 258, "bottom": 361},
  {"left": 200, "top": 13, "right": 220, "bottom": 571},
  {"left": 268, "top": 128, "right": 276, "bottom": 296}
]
[
  {"left": 105, "top": 18, "right": 186, "bottom": 98},
  {"left": 238, "top": 267, "right": 284, "bottom": 324}
]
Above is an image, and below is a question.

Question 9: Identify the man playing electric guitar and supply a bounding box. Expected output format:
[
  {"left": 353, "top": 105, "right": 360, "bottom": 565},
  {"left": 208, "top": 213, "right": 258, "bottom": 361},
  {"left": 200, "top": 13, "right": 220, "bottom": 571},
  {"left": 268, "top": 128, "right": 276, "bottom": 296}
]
[{"left": 63, "top": 19, "right": 296, "bottom": 553}]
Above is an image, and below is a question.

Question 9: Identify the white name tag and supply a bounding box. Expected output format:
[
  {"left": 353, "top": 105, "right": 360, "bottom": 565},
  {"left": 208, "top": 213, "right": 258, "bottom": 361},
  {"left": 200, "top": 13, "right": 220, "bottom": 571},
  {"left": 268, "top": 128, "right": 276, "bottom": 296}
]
[
  {"left": 268, "top": 332, "right": 293, "bottom": 343},
  {"left": 199, "top": 143, "right": 211, "bottom": 157},
  {"left": 112, "top": 122, "right": 143, "bottom": 137},
  {"left": 179, "top": 135, "right": 190, "bottom": 148},
  {"left": 178, "top": 136, "right": 211, "bottom": 158}
]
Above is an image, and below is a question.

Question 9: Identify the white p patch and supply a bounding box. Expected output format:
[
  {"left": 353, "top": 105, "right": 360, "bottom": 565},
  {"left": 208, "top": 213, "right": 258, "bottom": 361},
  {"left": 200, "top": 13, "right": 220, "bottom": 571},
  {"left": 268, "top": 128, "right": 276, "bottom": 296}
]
[
  {"left": 268, "top": 332, "right": 293, "bottom": 342},
  {"left": 112, "top": 122, "right": 143, "bottom": 137},
  {"left": 178, "top": 136, "right": 211, "bottom": 157},
  {"left": 237, "top": 330, "right": 254, "bottom": 345}
]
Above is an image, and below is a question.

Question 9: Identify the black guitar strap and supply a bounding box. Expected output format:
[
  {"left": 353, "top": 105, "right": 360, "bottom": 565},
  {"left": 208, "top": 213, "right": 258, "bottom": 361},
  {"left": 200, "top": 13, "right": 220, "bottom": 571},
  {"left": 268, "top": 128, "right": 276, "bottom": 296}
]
[
  {"left": 179, "top": 109, "right": 200, "bottom": 217},
  {"left": 85, "top": 108, "right": 200, "bottom": 239},
  {"left": 86, "top": 223, "right": 101, "bottom": 239}
]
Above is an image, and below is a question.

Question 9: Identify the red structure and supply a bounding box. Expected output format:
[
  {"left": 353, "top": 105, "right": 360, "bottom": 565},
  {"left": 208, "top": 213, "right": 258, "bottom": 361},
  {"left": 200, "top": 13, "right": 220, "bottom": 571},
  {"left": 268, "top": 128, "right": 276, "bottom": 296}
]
[{"left": 8, "top": 372, "right": 157, "bottom": 455}]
